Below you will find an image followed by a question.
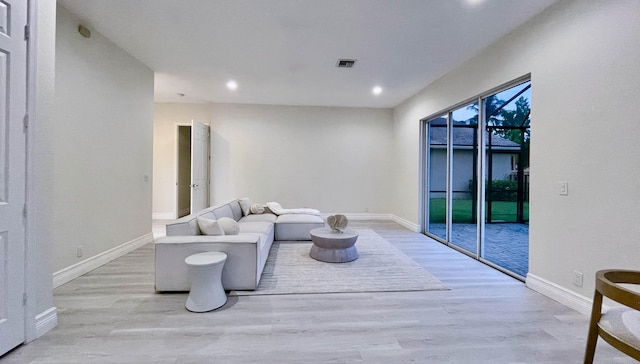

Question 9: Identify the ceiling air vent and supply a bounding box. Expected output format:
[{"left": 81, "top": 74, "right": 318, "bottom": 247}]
[{"left": 336, "top": 59, "right": 357, "bottom": 68}]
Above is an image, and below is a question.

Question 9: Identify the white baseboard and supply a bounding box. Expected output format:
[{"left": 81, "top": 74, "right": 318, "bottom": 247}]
[
  {"left": 526, "top": 273, "right": 592, "bottom": 316},
  {"left": 35, "top": 307, "right": 58, "bottom": 338},
  {"left": 53, "top": 233, "right": 154, "bottom": 288},
  {"left": 319, "top": 213, "right": 419, "bottom": 232},
  {"left": 320, "top": 213, "right": 391, "bottom": 220},
  {"left": 391, "top": 215, "right": 420, "bottom": 232},
  {"left": 153, "top": 212, "right": 175, "bottom": 220},
  {"left": 345, "top": 213, "right": 392, "bottom": 220}
]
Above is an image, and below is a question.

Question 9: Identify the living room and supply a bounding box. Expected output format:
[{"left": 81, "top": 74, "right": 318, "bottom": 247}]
[{"left": 4, "top": 0, "right": 639, "bottom": 362}]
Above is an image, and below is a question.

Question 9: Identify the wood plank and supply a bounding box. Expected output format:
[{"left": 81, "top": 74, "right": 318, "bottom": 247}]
[{"left": 1, "top": 220, "right": 634, "bottom": 363}]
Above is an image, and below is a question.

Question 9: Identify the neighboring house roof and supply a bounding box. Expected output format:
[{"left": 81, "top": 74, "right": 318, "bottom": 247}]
[{"left": 428, "top": 118, "right": 520, "bottom": 148}]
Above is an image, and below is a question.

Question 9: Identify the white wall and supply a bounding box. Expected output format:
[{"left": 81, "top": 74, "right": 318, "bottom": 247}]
[
  {"left": 153, "top": 103, "right": 211, "bottom": 218},
  {"left": 54, "top": 6, "right": 154, "bottom": 271},
  {"left": 392, "top": 0, "right": 640, "bottom": 307},
  {"left": 153, "top": 103, "right": 394, "bottom": 215},
  {"left": 209, "top": 103, "right": 393, "bottom": 214}
]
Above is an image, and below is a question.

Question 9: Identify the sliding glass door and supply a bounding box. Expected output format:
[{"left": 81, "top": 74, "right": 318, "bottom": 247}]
[
  {"left": 482, "top": 82, "right": 530, "bottom": 277},
  {"left": 422, "top": 79, "right": 530, "bottom": 279}
]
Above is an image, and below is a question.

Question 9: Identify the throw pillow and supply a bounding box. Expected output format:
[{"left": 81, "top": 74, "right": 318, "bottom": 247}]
[
  {"left": 239, "top": 197, "right": 252, "bottom": 216},
  {"left": 250, "top": 203, "right": 265, "bottom": 214},
  {"left": 218, "top": 217, "right": 240, "bottom": 235},
  {"left": 265, "top": 201, "right": 283, "bottom": 214},
  {"left": 196, "top": 216, "right": 225, "bottom": 236}
]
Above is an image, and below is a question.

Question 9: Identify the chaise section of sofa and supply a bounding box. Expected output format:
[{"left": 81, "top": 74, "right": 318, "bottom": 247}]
[{"left": 274, "top": 214, "right": 323, "bottom": 240}]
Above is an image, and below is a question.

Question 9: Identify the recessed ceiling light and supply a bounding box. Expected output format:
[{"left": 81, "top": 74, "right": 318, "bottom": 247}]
[
  {"left": 226, "top": 80, "right": 238, "bottom": 90},
  {"left": 466, "top": 0, "right": 485, "bottom": 6},
  {"left": 372, "top": 86, "right": 383, "bottom": 95}
]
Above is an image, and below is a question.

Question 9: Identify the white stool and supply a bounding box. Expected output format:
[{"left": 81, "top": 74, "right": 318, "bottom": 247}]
[{"left": 184, "top": 252, "right": 227, "bottom": 312}]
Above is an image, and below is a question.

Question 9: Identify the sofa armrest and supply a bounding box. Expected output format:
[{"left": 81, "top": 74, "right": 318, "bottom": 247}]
[
  {"left": 155, "top": 233, "right": 263, "bottom": 291},
  {"left": 156, "top": 234, "right": 262, "bottom": 245}
]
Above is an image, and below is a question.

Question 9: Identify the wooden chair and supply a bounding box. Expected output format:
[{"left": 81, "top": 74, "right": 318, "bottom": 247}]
[{"left": 584, "top": 269, "right": 640, "bottom": 363}]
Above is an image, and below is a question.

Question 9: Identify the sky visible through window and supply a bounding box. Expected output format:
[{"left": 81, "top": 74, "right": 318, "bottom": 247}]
[{"left": 452, "top": 82, "right": 531, "bottom": 122}]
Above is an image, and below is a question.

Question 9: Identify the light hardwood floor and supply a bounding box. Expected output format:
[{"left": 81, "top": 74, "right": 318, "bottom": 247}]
[{"left": 2, "top": 221, "right": 633, "bottom": 363}]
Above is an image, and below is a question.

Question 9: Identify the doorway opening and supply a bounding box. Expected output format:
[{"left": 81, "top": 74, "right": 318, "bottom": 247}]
[
  {"left": 175, "top": 120, "right": 210, "bottom": 219},
  {"left": 176, "top": 125, "right": 192, "bottom": 218}
]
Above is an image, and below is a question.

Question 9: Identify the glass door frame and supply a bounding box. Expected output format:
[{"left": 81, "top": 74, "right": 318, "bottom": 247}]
[{"left": 419, "top": 75, "right": 530, "bottom": 281}]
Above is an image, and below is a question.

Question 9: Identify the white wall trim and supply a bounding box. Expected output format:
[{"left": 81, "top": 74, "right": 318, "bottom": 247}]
[
  {"left": 25, "top": 0, "right": 47, "bottom": 344},
  {"left": 35, "top": 307, "right": 57, "bottom": 338},
  {"left": 319, "top": 213, "right": 420, "bottom": 231},
  {"left": 345, "top": 213, "right": 392, "bottom": 220},
  {"left": 152, "top": 212, "right": 175, "bottom": 220},
  {"left": 526, "top": 273, "right": 592, "bottom": 316},
  {"left": 391, "top": 215, "right": 420, "bottom": 232},
  {"left": 53, "top": 233, "right": 154, "bottom": 288},
  {"left": 320, "top": 213, "right": 392, "bottom": 221}
]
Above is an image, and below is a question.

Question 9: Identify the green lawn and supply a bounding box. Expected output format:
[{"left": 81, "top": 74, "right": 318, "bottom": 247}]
[{"left": 429, "top": 198, "right": 529, "bottom": 223}]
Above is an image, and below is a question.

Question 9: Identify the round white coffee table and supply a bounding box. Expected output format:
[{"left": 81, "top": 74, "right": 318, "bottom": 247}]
[
  {"left": 309, "top": 227, "right": 359, "bottom": 263},
  {"left": 184, "top": 251, "right": 227, "bottom": 312}
]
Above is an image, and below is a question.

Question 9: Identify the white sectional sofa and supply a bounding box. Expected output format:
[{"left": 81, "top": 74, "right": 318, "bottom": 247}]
[{"left": 155, "top": 199, "right": 324, "bottom": 291}]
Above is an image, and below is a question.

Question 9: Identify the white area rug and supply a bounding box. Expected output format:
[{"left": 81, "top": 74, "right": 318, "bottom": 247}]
[{"left": 230, "top": 229, "right": 448, "bottom": 296}]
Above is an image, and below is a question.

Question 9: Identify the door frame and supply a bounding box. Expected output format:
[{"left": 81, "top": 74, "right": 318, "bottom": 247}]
[
  {"left": 189, "top": 120, "right": 209, "bottom": 213},
  {"left": 24, "top": 0, "right": 59, "bottom": 343},
  {"left": 174, "top": 121, "right": 210, "bottom": 218},
  {"left": 24, "top": 0, "right": 37, "bottom": 343},
  {"left": 1, "top": 1, "right": 60, "bottom": 351},
  {"left": 419, "top": 75, "right": 531, "bottom": 281},
  {"left": 2, "top": 0, "right": 42, "bottom": 350},
  {"left": 175, "top": 124, "right": 192, "bottom": 218}
]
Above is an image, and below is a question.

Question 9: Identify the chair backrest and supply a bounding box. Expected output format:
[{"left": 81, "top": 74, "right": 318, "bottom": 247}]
[
  {"left": 596, "top": 270, "right": 640, "bottom": 311},
  {"left": 584, "top": 269, "right": 640, "bottom": 364}
]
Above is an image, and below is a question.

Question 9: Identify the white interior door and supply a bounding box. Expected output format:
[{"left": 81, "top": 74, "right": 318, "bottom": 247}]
[
  {"left": 0, "top": 0, "right": 28, "bottom": 355},
  {"left": 190, "top": 120, "right": 209, "bottom": 213}
]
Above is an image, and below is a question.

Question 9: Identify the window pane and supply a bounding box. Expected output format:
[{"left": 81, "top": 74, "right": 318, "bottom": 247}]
[
  {"left": 427, "top": 116, "right": 447, "bottom": 240},
  {"left": 449, "top": 104, "right": 478, "bottom": 254}
]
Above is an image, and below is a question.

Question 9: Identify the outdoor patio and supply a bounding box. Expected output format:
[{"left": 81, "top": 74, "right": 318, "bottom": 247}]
[{"left": 428, "top": 223, "right": 529, "bottom": 278}]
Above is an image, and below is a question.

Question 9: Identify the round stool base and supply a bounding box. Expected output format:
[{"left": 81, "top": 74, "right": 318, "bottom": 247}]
[{"left": 184, "top": 252, "right": 227, "bottom": 312}]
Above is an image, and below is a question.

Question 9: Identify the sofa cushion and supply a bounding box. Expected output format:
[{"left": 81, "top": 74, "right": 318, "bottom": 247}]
[
  {"left": 199, "top": 211, "right": 217, "bottom": 220},
  {"left": 275, "top": 214, "right": 325, "bottom": 240},
  {"left": 239, "top": 221, "right": 274, "bottom": 236},
  {"left": 240, "top": 213, "right": 277, "bottom": 224},
  {"left": 196, "top": 216, "right": 225, "bottom": 236},
  {"left": 239, "top": 197, "right": 252, "bottom": 216},
  {"left": 229, "top": 200, "right": 243, "bottom": 221},
  {"left": 218, "top": 217, "right": 240, "bottom": 235},
  {"left": 212, "top": 204, "right": 235, "bottom": 220},
  {"left": 166, "top": 217, "right": 200, "bottom": 236}
]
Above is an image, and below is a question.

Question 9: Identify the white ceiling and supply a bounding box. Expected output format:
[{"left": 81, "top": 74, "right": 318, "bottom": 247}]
[{"left": 57, "top": 0, "right": 557, "bottom": 108}]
